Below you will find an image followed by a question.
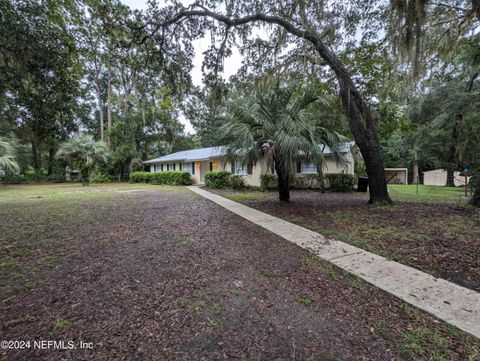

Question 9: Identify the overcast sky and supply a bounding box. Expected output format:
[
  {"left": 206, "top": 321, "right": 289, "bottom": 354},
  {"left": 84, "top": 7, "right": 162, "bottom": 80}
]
[{"left": 119, "top": 0, "right": 244, "bottom": 134}]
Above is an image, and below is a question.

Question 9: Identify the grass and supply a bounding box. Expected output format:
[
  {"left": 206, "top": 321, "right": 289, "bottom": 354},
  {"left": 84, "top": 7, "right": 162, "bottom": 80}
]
[
  {"left": 176, "top": 290, "right": 223, "bottom": 320},
  {"left": 223, "top": 192, "right": 267, "bottom": 201},
  {"left": 388, "top": 184, "right": 466, "bottom": 204},
  {"left": 298, "top": 297, "right": 313, "bottom": 306},
  {"left": 36, "top": 256, "right": 59, "bottom": 268},
  {"left": 399, "top": 328, "right": 452, "bottom": 361},
  {"left": 178, "top": 234, "right": 196, "bottom": 246},
  {"left": 219, "top": 187, "right": 480, "bottom": 285},
  {"left": 1, "top": 183, "right": 479, "bottom": 359},
  {"left": 0, "top": 183, "right": 191, "bottom": 297},
  {"left": 0, "top": 182, "right": 187, "bottom": 204},
  {"left": 51, "top": 317, "right": 72, "bottom": 333},
  {"left": 7, "top": 315, "right": 34, "bottom": 326},
  {"left": 336, "top": 233, "right": 368, "bottom": 248}
]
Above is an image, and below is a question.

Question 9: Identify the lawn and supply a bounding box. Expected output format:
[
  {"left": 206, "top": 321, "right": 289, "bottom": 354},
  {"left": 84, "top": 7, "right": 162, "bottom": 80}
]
[
  {"left": 1, "top": 184, "right": 479, "bottom": 360},
  {"left": 212, "top": 188, "right": 480, "bottom": 292},
  {"left": 388, "top": 184, "right": 468, "bottom": 204}
]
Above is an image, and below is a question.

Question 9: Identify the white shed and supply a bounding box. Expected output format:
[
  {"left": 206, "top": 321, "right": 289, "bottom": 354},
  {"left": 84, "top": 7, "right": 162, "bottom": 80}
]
[
  {"left": 385, "top": 168, "right": 408, "bottom": 185},
  {"left": 423, "top": 169, "right": 470, "bottom": 186}
]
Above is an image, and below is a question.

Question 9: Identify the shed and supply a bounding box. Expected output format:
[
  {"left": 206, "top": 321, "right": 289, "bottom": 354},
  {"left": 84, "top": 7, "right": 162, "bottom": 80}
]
[
  {"left": 423, "top": 169, "right": 471, "bottom": 186},
  {"left": 385, "top": 168, "right": 408, "bottom": 185}
]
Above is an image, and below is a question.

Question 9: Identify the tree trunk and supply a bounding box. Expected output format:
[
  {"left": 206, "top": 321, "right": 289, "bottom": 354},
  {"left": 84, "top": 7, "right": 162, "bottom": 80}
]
[
  {"left": 412, "top": 160, "right": 419, "bottom": 184},
  {"left": 338, "top": 82, "right": 391, "bottom": 204},
  {"left": 107, "top": 65, "right": 112, "bottom": 146},
  {"left": 274, "top": 155, "right": 290, "bottom": 201},
  {"left": 446, "top": 168, "right": 455, "bottom": 187},
  {"left": 471, "top": 172, "right": 480, "bottom": 206},
  {"left": 94, "top": 57, "right": 104, "bottom": 141},
  {"left": 31, "top": 140, "right": 40, "bottom": 175},
  {"left": 47, "top": 144, "right": 55, "bottom": 176}
]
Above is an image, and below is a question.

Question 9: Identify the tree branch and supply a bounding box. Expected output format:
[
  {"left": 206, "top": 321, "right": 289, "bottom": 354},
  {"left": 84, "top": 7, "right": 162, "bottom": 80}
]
[{"left": 143, "top": 6, "right": 371, "bottom": 129}]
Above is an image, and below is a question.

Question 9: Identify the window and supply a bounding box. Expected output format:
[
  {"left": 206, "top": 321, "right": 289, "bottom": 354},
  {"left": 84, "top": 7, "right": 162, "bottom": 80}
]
[
  {"left": 300, "top": 161, "right": 318, "bottom": 174},
  {"left": 155, "top": 164, "right": 164, "bottom": 172},
  {"left": 231, "top": 161, "right": 247, "bottom": 175},
  {"left": 183, "top": 162, "right": 193, "bottom": 174},
  {"left": 344, "top": 163, "right": 350, "bottom": 174},
  {"left": 209, "top": 162, "right": 213, "bottom": 171},
  {"left": 179, "top": 163, "right": 182, "bottom": 171},
  {"left": 167, "top": 163, "right": 176, "bottom": 171},
  {"left": 247, "top": 163, "right": 253, "bottom": 175}
]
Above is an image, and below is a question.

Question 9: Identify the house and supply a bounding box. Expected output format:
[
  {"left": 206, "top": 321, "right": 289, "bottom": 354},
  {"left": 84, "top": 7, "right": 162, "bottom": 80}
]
[{"left": 144, "top": 144, "right": 355, "bottom": 186}]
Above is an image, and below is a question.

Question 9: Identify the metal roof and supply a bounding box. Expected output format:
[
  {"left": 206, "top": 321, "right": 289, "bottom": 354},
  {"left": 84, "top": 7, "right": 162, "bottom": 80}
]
[
  {"left": 144, "top": 142, "right": 354, "bottom": 164},
  {"left": 144, "top": 146, "right": 227, "bottom": 163}
]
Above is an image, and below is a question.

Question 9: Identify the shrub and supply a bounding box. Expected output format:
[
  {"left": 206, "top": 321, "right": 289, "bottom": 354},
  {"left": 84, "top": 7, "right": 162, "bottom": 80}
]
[
  {"left": 129, "top": 171, "right": 192, "bottom": 185},
  {"left": 90, "top": 171, "right": 114, "bottom": 183},
  {"left": 260, "top": 174, "right": 278, "bottom": 190},
  {"left": 292, "top": 174, "right": 324, "bottom": 189},
  {"left": 228, "top": 174, "right": 246, "bottom": 190},
  {"left": 326, "top": 173, "right": 355, "bottom": 192},
  {"left": 47, "top": 173, "right": 66, "bottom": 183},
  {"left": 205, "top": 171, "right": 232, "bottom": 188},
  {"left": 1, "top": 171, "right": 24, "bottom": 184},
  {"left": 129, "top": 171, "right": 150, "bottom": 183}
]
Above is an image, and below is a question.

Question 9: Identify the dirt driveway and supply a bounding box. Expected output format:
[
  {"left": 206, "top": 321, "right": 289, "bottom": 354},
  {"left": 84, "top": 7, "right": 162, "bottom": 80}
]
[{"left": 0, "top": 185, "right": 478, "bottom": 360}]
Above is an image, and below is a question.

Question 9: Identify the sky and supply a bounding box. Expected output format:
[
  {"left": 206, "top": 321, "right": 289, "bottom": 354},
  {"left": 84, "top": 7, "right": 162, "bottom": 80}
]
[{"left": 119, "top": 0, "right": 244, "bottom": 134}]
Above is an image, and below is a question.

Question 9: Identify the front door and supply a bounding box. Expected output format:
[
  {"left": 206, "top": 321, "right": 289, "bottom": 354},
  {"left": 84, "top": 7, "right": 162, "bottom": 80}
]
[{"left": 200, "top": 160, "right": 210, "bottom": 183}]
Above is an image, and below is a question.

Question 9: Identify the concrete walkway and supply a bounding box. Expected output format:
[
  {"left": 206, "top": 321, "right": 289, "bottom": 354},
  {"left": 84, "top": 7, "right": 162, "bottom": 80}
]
[{"left": 188, "top": 186, "right": 480, "bottom": 339}]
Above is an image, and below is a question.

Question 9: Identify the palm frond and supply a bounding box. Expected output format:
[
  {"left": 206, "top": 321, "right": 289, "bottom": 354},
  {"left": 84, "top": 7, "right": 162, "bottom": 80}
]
[{"left": 0, "top": 140, "right": 20, "bottom": 174}]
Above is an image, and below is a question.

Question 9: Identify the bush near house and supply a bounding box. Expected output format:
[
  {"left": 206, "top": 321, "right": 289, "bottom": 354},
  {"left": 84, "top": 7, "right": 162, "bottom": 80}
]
[
  {"left": 326, "top": 173, "right": 355, "bottom": 192},
  {"left": 228, "top": 174, "right": 246, "bottom": 189},
  {"left": 204, "top": 171, "right": 247, "bottom": 189},
  {"left": 129, "top": 171, "right": 192, "bottom": 185},
  {"left": 260, "top": 174, "right": 278, "bottom": 190},
  {"left": 261, "top": 173, "right": 354, "bottom": 191},
  {"left": 205, "top": 171, "right": 232, "bottom": 188},
  {"left": 293, "top": 174, "right": 325, "bottom": 190}
]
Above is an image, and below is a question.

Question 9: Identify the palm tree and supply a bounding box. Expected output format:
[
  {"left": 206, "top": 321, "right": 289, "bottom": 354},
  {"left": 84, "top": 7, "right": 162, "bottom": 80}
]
[
  {"left": 56, "top": 134, "right": 110, "bottom": 184},
  {"left": 222, "top": 81, "right": 346, "bottom": 201},
  {"left": 0, "top": 139, "right": 20, "bottom": 175}
]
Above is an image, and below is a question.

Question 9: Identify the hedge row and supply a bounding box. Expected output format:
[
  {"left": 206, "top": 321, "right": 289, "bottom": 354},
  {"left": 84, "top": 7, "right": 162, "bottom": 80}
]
[
  {"left": 326, "top": 173, "right": 355, "bottom": 192},
  {"left": 129, "top": 171, "right": 192, "bottom": 185},
  {"left": 260, "top": 173, "right": 355, "bottom": 192},
  {"left": 204, "top": 171, "right": 246, "bottom": 189}
]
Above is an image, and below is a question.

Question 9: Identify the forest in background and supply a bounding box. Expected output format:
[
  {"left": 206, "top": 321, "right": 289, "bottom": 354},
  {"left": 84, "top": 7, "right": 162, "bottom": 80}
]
[{"left": 0, "top": 0, "right": 479, "bottom": 188}]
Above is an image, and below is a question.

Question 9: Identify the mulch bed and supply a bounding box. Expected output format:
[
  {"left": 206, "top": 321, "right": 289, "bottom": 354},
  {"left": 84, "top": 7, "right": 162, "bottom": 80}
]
[
  {"left": 0, "top": 188, "right": 479, "bottom": 360},
  {"left": 213, "top": 189, "right": 480, "bottom": 292}
]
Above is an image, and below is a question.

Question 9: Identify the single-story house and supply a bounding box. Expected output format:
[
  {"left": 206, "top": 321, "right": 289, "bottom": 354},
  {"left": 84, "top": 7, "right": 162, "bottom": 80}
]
[
  {"left": 423, "top": 169, "right": 471, "bottom": 186},
  {"left": 144, "top": 144, "right": 355, "bottom": 186}
]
